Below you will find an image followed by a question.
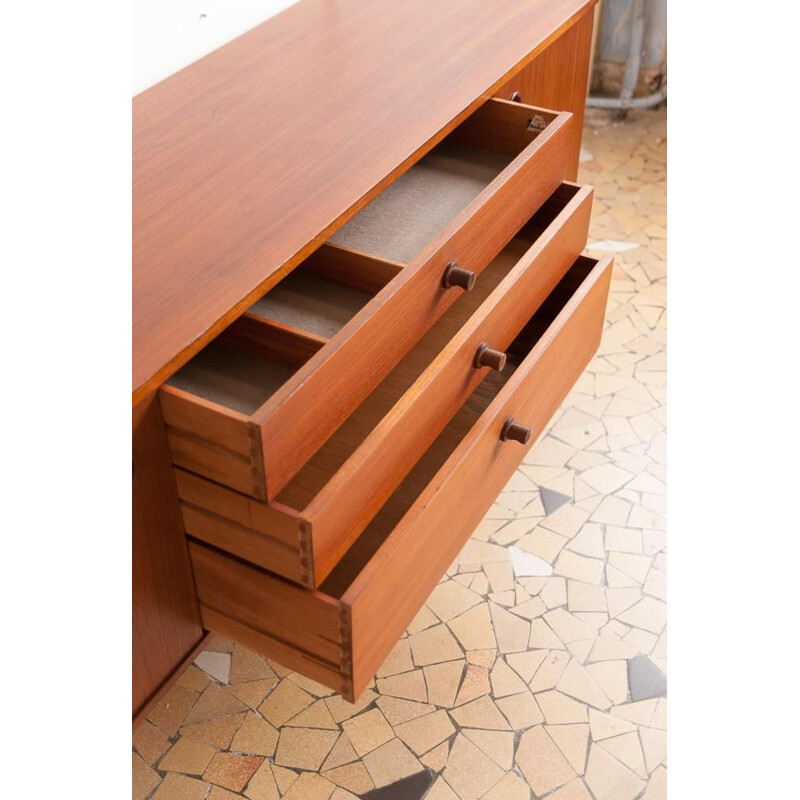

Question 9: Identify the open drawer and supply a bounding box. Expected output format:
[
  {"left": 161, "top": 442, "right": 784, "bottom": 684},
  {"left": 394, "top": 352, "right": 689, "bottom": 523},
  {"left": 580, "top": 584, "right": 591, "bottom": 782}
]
[
  {"left": 160, "top": 98, "right": 574, "bottom": 501},
  {"left": 188, "top": 252, "right": 613, "bottom": 701},
  {"left": 174, "top": 183, "right": 594, "bottom": 588}
]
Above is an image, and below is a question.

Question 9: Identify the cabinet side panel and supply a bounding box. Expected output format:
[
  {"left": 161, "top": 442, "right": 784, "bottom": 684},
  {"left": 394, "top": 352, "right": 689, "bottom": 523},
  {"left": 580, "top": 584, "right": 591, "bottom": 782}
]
[
  {"left": 133, "top": 394, "right": 203, "bottom": 718},
  {"left": 499, "top": 7, "right": 594, "bottom": 179}
]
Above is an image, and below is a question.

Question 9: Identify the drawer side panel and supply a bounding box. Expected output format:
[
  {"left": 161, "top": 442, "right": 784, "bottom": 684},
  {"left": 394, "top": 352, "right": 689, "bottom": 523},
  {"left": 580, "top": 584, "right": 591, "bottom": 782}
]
[
  {"left": 200, "top": 606, "right": 344, "bottom": 693},
  {"left": 189, "top": 542, "right": 342, "bottom": 666}
]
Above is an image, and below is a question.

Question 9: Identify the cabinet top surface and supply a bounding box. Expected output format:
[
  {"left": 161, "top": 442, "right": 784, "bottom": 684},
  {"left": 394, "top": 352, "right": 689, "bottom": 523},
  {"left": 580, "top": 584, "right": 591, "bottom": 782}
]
[{"left": 132, "top": 0, "right": 592, "bottom": 403}]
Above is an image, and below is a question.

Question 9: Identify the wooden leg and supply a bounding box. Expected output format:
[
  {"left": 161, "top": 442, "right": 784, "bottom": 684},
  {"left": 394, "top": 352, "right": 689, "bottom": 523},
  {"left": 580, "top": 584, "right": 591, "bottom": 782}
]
[
  {"left": 133, "top": 393, "right": 204, "bottom": 721},
  {"left": 499, "top": 8, "right": 594, "bottom": 180}
]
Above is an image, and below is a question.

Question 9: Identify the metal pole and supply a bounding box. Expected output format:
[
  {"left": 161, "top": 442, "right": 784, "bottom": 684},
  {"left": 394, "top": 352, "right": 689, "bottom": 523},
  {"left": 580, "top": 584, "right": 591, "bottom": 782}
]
[{"left": 586, "top": 0, "right": 667, "bottom": 112}]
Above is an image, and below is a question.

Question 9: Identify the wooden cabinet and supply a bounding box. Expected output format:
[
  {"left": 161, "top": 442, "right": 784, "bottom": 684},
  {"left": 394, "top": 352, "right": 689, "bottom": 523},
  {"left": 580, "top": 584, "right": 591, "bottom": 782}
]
[
  {"left": 188, "top": 252, "right": 612, "bottom": 701},
  {"left": 133, "top": 0, "right": 602, "bottom": 720}
]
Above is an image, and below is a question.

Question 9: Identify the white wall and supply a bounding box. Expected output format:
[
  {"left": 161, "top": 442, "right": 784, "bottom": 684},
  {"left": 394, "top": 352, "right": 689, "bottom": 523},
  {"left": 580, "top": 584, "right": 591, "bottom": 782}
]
[{"left": 133, "top": 0, "right": 299, "bottom": 95}]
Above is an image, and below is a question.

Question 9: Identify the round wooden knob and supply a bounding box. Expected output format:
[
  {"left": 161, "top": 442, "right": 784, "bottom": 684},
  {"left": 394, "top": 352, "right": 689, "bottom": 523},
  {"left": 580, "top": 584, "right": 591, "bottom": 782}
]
[
  {"left": 500, "top": 417, "right": 531, "bottom": 444},
  {"left": 474, "top": 343, "right": 507, "bottom": 371},
  {"left": 509, "top": 91, "right": 522, "bottom": 103},
  {"left": 442, "top": 262, "right": 476, "bottom": 291}
]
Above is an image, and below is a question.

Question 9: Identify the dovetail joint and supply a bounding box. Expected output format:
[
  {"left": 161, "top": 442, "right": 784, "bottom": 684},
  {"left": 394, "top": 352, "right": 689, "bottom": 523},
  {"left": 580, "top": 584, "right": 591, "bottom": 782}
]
[
  {"left": 298, "top": 520, "right": 315, "bottom": 587},
  {"left": 338, "top": 604, "right": 354, "bottom": 699},
  {"left": 248, "top": 423, "right": 267, "bottom": 500}
]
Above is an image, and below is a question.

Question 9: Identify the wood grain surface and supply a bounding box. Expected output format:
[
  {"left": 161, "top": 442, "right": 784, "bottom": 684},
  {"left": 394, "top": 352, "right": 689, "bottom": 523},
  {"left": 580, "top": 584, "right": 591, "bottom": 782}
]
[
  {"left": 303, "top": 185, "right": 594, "bottom": 586},
  {"left": 164, "top": 184, "right": 590, "bottom": 589},
  {"left": 133, "top": 0, "right": 596, "bottom": 404},
  {"left": 184, "top": 255, "right": 612, "bottom": 701},
  {"left": 252, "top": 102, "right": 573, "bottom": 499},
  {"left": 132, "top": 395, "right": 203, "bottom": 718},
  {"left": 343, "top": 255, "right": 613, "bottom": 697},
  {"left": 499, "top": 6, "right": 595, "bottom": 178},
  {"left": 156, "top": 101, "right": 574, "bottom": 501}
]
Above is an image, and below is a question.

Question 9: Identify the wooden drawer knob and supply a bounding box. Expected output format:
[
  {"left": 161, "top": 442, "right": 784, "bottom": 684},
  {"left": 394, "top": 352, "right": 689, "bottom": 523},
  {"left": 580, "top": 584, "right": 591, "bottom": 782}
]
[
  {"left": 500, "top": 417, "right": 531, "bottom": 444},
  {"left": 442, "top": 262, "right": 476, "bottom": 291},
  {"left": 474, "top": 343, "right": 507, "bottom": 371},
  {"left": 509, "top": 91, "right": 523, "bottom": 102}
]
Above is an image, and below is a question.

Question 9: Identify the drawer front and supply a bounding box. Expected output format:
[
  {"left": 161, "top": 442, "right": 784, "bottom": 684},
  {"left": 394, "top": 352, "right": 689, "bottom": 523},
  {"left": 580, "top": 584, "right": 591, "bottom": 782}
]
[
  {"left": 256, "top": 104, "right": 573, "bottom": 499},
  {"left": 188, "top": 255, "right": 612, "bottom": 702},
  {"left": 161, "top": 101, "right": 572, "bottom": 502},
  {"left": 342, "top": 255, "right": 612, "bottom": 696},
  {"left": 170, "top": 183, "right": 593, "bottom": 590},
  {"left": 304, "top": 184, "right": 593, "bottom": 585}
]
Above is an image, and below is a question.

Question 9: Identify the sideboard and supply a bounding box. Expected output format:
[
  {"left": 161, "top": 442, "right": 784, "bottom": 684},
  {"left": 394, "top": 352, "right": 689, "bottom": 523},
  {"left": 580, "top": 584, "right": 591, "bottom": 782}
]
[{"left": 133, "top": 0, "right": 608, "bottom": 722}]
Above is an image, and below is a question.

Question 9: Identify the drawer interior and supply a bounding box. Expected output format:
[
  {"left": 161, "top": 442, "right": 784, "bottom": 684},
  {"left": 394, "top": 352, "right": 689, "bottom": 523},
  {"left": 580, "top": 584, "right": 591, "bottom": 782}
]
[
  {"left": 166, "top": 180, "right": 578, "bottom": 437},
  {"left": 330, "top": 99, "right": 559, "bottom": 263},
  {"left": 272, "top": 184, "right": 583, "bottom": 513},
  {"left": 166, "top": 99, "right": 559, "bottom": 419},
  {"left": 320, "top": 254, "right": 598, "bottom": 598},
  {"left": 163, "top": 97, "right": 572, "bottom": 506},
  {"left": 166, "top": 248, "right": 402, "bottom": 414},
  {"left": 248, "top": 271, "right": 374, "bottom": 339},
  {"left": 166, "top": 343, "right": 296, "bottom": 416}
]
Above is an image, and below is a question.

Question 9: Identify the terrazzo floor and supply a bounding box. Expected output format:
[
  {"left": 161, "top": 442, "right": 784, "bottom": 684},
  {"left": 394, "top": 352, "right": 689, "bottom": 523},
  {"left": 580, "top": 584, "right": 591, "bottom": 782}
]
[{"left": 133, "top": 105, "right": 667, "bottom": 800}]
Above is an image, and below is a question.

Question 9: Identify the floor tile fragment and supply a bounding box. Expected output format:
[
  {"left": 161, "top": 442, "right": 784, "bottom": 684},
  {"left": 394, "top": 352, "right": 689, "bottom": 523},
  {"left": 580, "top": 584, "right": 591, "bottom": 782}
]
[
  {"left": 341, "top": 708, "right": 394, "bottom": 756},
  {"left": 361, "top": 768, "right": 435, "bottom": 799},
  {"left": 258, "top": 680, "right": 313, "bottom": 727},
  {"left": 393, "top": 709, "right": 455, "bottom": 755},
  {"left": 451, "top": 695, "right": 510, "bottom": 730},
  {"left": 323, "top": 762, "right": 375, "bottom": 794},
  {"left": 180, "top": 714, "right": 245, "bottom": 750},
  {"left": 243, "top": 761, "right": 279, "bottom": 800},
  {"left": 184, "top": 684, "right": 246, "bottom": 726},
  {"left": 536, "top": 689, "right": 590, "bottom": 724},
  {"left": 362, "top": 738, "right": 424, "bottom": 788},
  {"left": 462, "top": 729, "right": 514, "bottom": 769},
  {"left": 443, "top": 734, "right": 506, "bottom": 800},
  {"left": 159, "top": 737, "right": 217, "bottom": 775},
  {"left": 540, "top": 486, "right": 573, "bottom": 515},
  {"left": 280, "top": 772, "right": 336, "bottom": 800},
  {"left": 584, "top": 743, "right": 646, "bottom": 800},
  {"left": 597, "top": 730, "right": 647, "bottom": 778},
  {"left": 133, "top": 720, "right": 171, "bottom": 765},
  {"left": 194, "top": 651, "right": 231, "bottom": 684},
  {"left": 133, "top": 751, "right": 161, "bottom": 800},
  {"left": 420, "top": 740, "right": 450, "bottom": 772},
  {"left": 424, "top": 660, "right": 464, "bottom": 707},
  {"left": 546, "top": 723, "right": 590, "bottom": 774},
  {"left": 515, "top": 724, "right": 576, "bottom": 795},
  {"left": 203, "top": 753, "right": 263, "bottom": 792},
  {"left": 449, "top": 604, "right": 497, "bottom": 651},
  {"left": 628, "top": 654, "right": 667, "bottom": 701},
  {"left": 496, "top": 690, "right": 544, "bottom": 729},
  {"left": 275, "top": 727, "right": 338, "bottom": 769},
  {"left": 409, "top": 624, "right": 464, "bottom": 666},
  {"left": 230, "top": 711, "right": 279, "bottom": 756},
  {"left": 376, "top": 669, "right": 428, "bottom": 702},
  {"left": 147, "top": 685, "right": 199, "bottom": 737},
  {"left": 151, "top": 773, "right": 207, "bottom": 800}
]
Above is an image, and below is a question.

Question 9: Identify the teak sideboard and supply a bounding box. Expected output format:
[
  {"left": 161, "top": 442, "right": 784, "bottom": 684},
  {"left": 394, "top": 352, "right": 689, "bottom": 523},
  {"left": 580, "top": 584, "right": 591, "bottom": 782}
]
[{"left": 133, "top": 0, "right": 611, "bottom": 722}]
